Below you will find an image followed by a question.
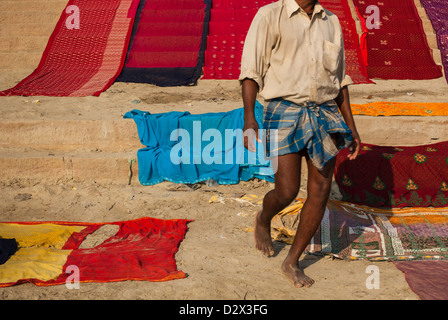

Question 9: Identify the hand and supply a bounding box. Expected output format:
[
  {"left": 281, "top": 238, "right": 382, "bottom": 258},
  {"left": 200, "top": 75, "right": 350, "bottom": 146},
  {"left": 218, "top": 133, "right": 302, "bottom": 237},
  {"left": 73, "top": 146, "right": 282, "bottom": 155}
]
[
  {"left": 347, "top": 131, "right": 361, "bottom": 160},
  {"left": 243, "top": 119, "right": 261, "bottom": 153}
]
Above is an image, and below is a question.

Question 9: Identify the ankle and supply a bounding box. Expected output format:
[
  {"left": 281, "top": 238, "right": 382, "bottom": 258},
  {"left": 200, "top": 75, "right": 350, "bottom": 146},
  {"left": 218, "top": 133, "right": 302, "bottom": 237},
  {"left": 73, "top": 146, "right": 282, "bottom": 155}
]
[
  {"left": 282, "top": 256, "right": 300, "bottom": 268},
  {"left": 256, "top": 210, "right": 272, "bottom": 225}
]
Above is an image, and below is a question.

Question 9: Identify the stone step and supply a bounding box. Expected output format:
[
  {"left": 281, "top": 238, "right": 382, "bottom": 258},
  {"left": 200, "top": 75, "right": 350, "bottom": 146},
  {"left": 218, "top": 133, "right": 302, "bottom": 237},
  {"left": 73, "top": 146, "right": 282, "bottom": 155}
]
[
  {"left": 0, "top": 0, "right": 65, "bottom": 71},
  {"left": 0, "top": 11, "right": 62, "bottom": 25},
  {"left": 0, "top": 36, "right": 52, "bottom": 53},
  {"left": 0, "top": 22, "right": 57, "bottom": 38},
  {"left": 0, "top": 115, "right": 447, "bottom": 185},
  {"left": 0, "top": 52, "right": 44, "bottom": 72},
  {"left": 0, "top": 0, "right": 67, "bottom": 12},
  {"left": 1, "top": 116, "right": 447, "bottom": 153},
  {"left": 0, "top": 120, "right": 141, "bottom": 153},
  {"left": 354, "top": 116, "right": 448, "bottom": 146},
  {"left": 0, "top": 150, "right": 139, "bottom": 186},
  {"left": 1, "top": 116, "right": 446, "bottom": 186}
]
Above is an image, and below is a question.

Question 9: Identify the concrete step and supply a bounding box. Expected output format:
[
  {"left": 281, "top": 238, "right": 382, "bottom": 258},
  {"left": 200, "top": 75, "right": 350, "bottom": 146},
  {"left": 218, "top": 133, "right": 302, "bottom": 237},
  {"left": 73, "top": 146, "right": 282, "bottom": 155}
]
[
  {"left": 0, "top": 118, "right": 142, "bottom": 185},
  {"left": 0, "top": 0, "right": 446, "bottom": 187},
  {"left": 0, "top": 0, "right": 67, "bottom": 12},
  {"left": 0, "top": 149, "right": 139, "bottom": 186},
  {"left": 0, "top": 0, "right": 66, "bottom": 71},
  {"left": 0, "top": 120, "right": 141, "bottom": 153},
  {"left": 0, "top": 52, "right": 44, "bottom": 72},
  {"left": 0, "top": 11, "right": 62, "bottom": 25},
  {"left": 0, "top": 115, "right": 447, "bottom": 186},
  {"left": 354, "top": 116, "right": 448, "bottom": 146},
  {"left": 0, "top": 23, "right": 57, "bottom": 38},
  {"left": 0, "top": 37, "right": 53, "bottom": 53},
  {"left": 1, "top": 116, "right": 447, "bottom": 153}
]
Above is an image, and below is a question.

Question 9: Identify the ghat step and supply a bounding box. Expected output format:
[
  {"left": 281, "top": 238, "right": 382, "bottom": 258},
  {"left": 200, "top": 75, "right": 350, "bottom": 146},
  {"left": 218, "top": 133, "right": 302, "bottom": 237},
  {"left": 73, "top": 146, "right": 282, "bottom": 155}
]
[{"left": 0, "top": 116, "right": 447, "bottom": 185}]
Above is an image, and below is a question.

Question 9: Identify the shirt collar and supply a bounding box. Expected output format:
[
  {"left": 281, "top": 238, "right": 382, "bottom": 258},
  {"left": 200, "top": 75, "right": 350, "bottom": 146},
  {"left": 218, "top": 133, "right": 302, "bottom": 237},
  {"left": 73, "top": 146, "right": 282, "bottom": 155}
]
[{"left": 285, "top": 0, "right": 326, "bottom": 19}]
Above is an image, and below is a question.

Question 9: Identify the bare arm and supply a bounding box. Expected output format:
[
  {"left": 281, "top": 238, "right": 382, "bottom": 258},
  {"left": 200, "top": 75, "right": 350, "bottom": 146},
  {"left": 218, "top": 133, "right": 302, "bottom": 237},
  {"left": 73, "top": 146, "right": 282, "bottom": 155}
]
[
  {"left": 335, "top": 86, "right": 361, "bottom": 160},
  {"left": 242, "top": 78, "right": 261, "bottom": 152}
]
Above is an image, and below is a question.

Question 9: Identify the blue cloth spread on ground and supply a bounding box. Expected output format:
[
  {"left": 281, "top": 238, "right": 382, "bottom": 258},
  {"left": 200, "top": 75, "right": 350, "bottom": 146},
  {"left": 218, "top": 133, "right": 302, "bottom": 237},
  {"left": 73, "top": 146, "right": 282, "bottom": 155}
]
[{"left": 124, "top": 102, "right": 274, "bottom": 185}]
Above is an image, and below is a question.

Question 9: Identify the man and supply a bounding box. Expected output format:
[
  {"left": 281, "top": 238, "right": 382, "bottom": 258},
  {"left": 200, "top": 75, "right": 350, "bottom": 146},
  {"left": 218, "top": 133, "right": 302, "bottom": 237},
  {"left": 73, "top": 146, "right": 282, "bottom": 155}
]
[{"left": 239, "top": 0, "right": 361, "bottom": 288}]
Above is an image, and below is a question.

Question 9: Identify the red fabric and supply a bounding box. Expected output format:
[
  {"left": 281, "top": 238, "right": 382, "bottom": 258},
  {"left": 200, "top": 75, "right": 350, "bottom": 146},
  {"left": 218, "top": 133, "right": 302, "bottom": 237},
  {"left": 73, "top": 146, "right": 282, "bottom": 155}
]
[
  {"left": 352, "top": 0, "right": 442, "bottom": 80},
  {"left": 319, "top": 0, "right": 372, "bottom": 84},
  {"left": 3, "top": 217, "right": 191, "bottom": 287},
  {"left": 334, "top": 141, "right": 448, "bottom": 208},
  {"left": 355, "top": 5, "right": 368, "bottom": 66},
  {"left": 203, "top": 0, "right": 373, "bottom": 84},
  {"left": 394, "top": 261, "right": 448, "bottom": 300},
  {"left": 202, "top": 5, "right": 259, "bottom": 79},
  {"left": 0, "top": 0, "right": 139, "bottom": 97},
  {"left": 124, "top": 0, "right": 206, "bottom": 68}
]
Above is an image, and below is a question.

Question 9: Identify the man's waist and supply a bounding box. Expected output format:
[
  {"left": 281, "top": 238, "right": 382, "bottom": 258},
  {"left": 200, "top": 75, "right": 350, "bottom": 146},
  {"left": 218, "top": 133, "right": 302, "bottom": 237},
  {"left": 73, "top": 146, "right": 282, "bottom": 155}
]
[{"left": 267, "top": 98, "right": 337, "bottom": 108}]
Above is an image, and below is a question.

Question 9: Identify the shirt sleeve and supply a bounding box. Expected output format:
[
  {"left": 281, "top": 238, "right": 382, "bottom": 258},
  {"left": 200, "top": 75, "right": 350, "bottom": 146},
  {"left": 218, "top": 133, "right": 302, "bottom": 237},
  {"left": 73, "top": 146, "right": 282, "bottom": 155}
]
[
  {"left": 335, "top": 21, "right": 354, "bottom": 88},
  {"left": 238, "top": 11, "right": 276, "bottom": 90}
]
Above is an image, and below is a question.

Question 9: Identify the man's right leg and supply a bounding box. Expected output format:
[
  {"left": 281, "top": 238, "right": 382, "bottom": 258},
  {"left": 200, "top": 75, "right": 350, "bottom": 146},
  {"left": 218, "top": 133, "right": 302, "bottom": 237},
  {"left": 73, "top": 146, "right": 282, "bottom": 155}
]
[{"left": 255, "top": 152, "right": 303, "bottom": 256}]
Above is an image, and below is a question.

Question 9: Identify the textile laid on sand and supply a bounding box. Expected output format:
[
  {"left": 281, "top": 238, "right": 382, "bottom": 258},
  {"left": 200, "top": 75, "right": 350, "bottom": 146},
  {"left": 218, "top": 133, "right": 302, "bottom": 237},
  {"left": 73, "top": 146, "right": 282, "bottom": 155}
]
[
  {"left": 352, "top": 0, "right": 442, "bottom": 80},
  {"left": 202, "top": 0, "right": 261, "bottom": 80},
  {"left": 420, "top": 0, "right": 448, "bottom": 84},
  {"left": 394, "top": 260, "right": 448, "bottom": 300},
  {"left": 124, "top": 102, "right": 274, "bottom": 186},
  {"left": 351, "top": 102, "right": 448, "bottom": 116},
  {"left": 0, "top": 218, "right": 190, "bottom": 287},
  {"left": 272, "top": 199, "right": 448, "bottom": 261},
  {"left": 0, "top": 0, "right": 140, "bottom": 97},
  {"left": 334, "top": 142, "right": 448, "bottom": 208},
  {"left": 0, "top": 239, "right": 17, "bottom": 265},
  {"left": 117, "top": 0, "right": 211, "bottom": 86},
  {"left": 203, "top": 0, "right": 372, "bottom": 84}
]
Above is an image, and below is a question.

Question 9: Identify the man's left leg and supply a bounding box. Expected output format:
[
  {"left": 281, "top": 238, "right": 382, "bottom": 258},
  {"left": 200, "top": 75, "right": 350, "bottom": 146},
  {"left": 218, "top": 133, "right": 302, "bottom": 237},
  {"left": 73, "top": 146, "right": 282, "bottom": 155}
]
[{"left": 281, "top": 151, "right": 337, "bottom": 288}]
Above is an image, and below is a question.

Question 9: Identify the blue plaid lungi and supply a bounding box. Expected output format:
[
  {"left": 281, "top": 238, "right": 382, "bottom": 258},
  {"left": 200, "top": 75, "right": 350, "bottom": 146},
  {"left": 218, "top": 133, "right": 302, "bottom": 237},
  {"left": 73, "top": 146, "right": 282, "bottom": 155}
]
[{"left": 263, "top": 99, "right": 353, "bottom": 170}]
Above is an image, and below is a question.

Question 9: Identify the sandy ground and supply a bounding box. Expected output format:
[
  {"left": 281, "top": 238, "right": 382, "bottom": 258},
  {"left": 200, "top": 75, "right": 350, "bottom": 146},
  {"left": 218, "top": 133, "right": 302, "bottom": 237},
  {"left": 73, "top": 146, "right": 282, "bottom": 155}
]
[
  {"left": 1, "top": 72, "right": 448, "bottom": 122},
  {"left": 1, "top": 73, "right": 447, "bottom": 301},
  {"left": 0, "top": 180, "right": 420, "bottom": 301}
]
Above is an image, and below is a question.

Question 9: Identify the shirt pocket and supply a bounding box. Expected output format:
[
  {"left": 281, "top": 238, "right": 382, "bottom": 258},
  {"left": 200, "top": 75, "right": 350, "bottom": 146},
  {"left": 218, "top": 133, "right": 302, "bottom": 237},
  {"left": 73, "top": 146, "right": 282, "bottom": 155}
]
[{"left": 322, "top": 40, "right": 342, "bottom": 76}]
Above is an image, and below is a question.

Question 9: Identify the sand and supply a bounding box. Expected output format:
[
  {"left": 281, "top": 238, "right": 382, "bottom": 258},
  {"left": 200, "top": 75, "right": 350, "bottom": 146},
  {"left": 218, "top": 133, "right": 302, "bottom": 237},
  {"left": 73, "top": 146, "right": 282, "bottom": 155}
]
[{"left": 2, "top": 73, "right": 447, "bottom": 301}]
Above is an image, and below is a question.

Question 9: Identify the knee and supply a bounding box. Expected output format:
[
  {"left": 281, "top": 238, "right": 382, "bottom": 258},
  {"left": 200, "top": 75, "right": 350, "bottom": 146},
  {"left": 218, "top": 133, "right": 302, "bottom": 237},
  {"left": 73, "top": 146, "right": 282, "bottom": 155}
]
[
  {"left": 307, "top": 179, "right": 332, "bottom": 201},
  {"left": 274, "top": 187, "right": 299, "bottom": 207}
]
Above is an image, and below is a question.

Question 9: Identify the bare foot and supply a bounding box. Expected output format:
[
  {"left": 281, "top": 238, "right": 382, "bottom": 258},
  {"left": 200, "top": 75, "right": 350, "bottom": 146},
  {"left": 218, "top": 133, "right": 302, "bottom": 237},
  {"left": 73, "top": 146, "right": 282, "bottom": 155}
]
[
  {"left": 254, "top": 210, "right": 275, "bottom": 257},
  {"left": 281, "top": 260, "right": 315, "bottom": 288}
]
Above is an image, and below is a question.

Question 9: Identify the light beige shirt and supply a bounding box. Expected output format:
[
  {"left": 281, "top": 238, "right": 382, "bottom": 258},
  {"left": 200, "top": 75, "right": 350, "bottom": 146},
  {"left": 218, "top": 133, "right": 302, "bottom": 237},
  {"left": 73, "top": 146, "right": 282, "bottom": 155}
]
[{"left": 239, "top": 0, "right": 353, "bottom": 105}]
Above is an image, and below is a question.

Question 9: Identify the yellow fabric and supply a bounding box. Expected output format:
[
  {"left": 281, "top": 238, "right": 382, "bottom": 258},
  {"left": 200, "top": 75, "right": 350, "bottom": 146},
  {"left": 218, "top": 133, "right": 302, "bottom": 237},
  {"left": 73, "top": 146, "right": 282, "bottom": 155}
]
[
  {"left": 0, "top": 223, "right": 84, "bottom": 249},
  {"left": 0, "top": 248, "right": 73, "bottom": 283},
  {"left": 351, "top": 102, "right": 448, "bottom": 116},
  {"left": 0, "top": 223, "right": 85, "bottom": 284},
  {"left": 271, "top": 200, "right": 304, "bottom": 244}
]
